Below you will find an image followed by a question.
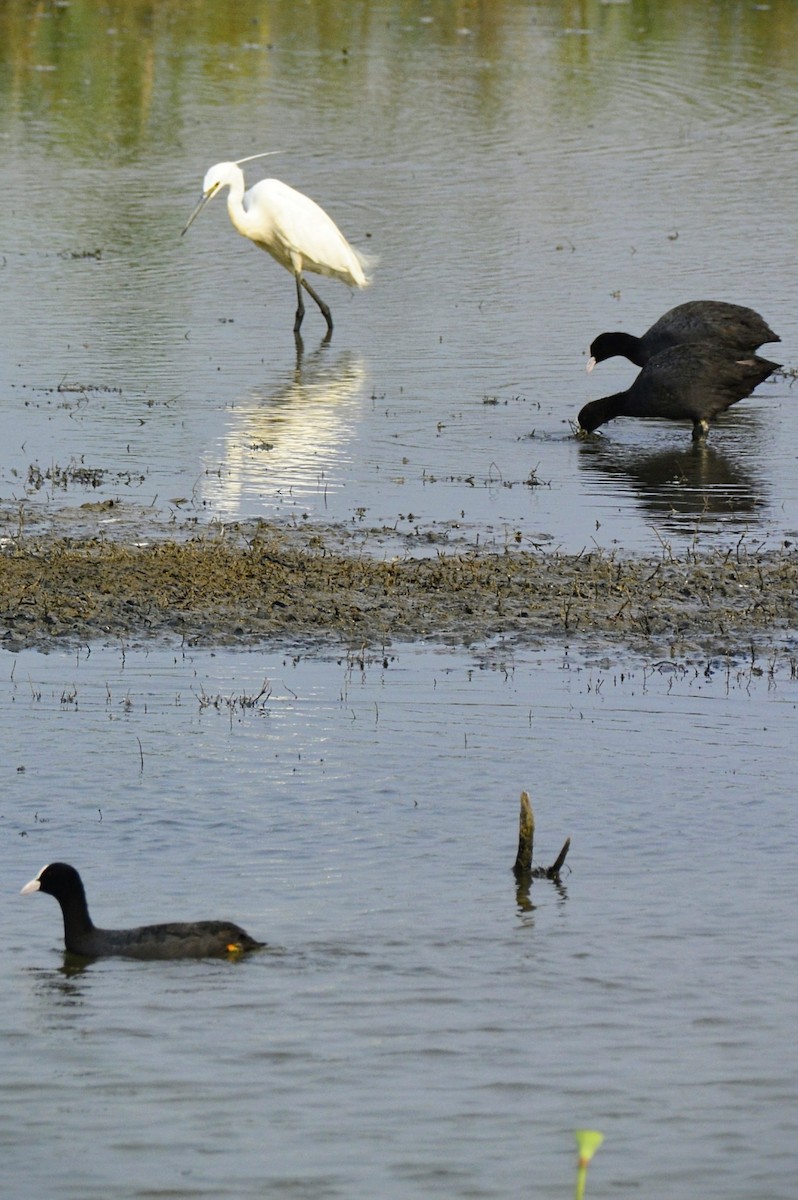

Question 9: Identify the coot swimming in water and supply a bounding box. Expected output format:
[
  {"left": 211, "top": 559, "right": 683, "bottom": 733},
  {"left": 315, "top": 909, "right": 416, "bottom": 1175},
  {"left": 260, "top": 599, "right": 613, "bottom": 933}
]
[
  {"left": 578, "top": 343, "right": 780, "bottom": 441},
  {"left": 587, "top": 301, "right": 779, "bottom": 371},
  {"left": 21, "top": 862, "right": 264, "bottom": 960}
]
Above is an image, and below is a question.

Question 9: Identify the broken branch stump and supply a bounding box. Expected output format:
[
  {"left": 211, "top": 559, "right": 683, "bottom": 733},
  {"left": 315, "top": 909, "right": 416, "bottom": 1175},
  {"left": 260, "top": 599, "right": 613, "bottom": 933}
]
[{"left": 513, "top": 790, "right": 570, "bottom": 881}]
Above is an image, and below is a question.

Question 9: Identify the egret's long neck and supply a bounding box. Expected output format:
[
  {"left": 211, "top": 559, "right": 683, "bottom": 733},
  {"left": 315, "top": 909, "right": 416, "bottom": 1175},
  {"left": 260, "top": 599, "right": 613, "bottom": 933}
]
[{"left": 225, "top": 172, "right": 256, "bottom": 240}]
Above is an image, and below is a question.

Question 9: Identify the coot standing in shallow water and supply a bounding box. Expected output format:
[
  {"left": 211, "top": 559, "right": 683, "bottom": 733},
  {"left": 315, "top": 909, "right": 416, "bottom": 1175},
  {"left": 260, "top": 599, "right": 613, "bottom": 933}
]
[
  {"left": 587, "top": 301, "right": 780, "bottom": 371},
  {"left": 577, "top": 343, "right": 781, "bottom": 441},
  {"left": 21, "top": 862, "right": 264, "bottom": 960}
]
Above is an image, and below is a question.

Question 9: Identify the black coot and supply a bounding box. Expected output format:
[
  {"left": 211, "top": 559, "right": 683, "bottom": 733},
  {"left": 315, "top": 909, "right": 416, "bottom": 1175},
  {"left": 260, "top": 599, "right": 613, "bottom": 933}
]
[
  {"left": 587, "top": 301, "right": 779, "bottom": 371},
  {"left": 21, "top": 862, "right": 264, "bottom": 960},
  {"left": 578, "top": 343, "right": 781, "bottom": 441}
]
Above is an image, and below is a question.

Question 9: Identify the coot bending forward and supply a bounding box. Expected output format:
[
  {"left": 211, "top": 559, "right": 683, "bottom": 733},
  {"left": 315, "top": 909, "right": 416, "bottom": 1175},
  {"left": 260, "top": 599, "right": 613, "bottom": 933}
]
[
  {"left": 578, "top": 343, "right": 780, "bottom": 441},
  {"left": 587, "top": 301, "right": 779, "bottom": 371},
  {"left": 21, "top": 862, "right": 264, "bottom": 960}
]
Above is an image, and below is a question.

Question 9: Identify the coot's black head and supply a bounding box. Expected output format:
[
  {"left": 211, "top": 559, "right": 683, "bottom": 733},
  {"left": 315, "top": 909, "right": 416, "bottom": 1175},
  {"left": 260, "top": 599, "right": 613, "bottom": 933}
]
[
  {"left": 588, "top": 332, "right": 616, "bottom": 366},
  {"left": 587, "top": 330, "right": 644, "bottom": 371},
  {"left": 21, "top": 862, "right": 84, "bottom": 902},
  {"left": 577, "top": 401, "right": 604, "bottom": 434}
]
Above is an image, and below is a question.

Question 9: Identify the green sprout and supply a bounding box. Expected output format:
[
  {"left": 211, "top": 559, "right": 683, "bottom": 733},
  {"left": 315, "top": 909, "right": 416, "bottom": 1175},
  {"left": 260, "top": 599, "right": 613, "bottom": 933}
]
[{"left": 574, "top": 1130, "right": 604, "bottom": 1200}]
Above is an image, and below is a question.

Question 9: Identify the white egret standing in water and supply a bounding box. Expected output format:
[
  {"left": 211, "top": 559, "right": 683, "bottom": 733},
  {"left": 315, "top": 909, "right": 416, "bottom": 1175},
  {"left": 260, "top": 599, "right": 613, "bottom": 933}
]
[{"left": 182, "top": 153, "right": 372, "bottom": 338}]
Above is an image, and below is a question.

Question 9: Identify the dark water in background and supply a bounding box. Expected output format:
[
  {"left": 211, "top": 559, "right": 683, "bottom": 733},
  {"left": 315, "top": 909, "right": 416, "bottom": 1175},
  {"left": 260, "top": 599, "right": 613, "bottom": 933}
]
[{"left": 2, "top": 2, "right": 798, "bottom": 1197}]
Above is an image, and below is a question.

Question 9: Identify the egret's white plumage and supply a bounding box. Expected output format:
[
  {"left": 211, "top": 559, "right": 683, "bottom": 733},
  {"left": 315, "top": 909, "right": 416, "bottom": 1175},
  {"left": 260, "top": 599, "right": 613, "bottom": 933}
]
[{"left": 182, "top": 159, "right": 371, "bottom": 337}]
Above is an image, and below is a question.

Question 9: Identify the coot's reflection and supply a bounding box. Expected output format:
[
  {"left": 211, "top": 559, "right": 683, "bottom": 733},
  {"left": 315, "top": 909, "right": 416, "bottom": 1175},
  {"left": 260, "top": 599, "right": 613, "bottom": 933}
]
[{"left": 578, "top": 436, "right": 766, "bottom": 526}]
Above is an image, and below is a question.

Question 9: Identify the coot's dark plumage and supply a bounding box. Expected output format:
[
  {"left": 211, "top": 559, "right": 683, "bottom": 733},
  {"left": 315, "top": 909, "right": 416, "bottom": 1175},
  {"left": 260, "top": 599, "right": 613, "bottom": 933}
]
[
  {"left": 21, "top": 862, "right": 264, "bottom": 960},
  {"left": 578, "top": 343, "right": 780, "bottom": 441},
  {"left": 587, "top": 301, "right": 779, "bottom": 371}
]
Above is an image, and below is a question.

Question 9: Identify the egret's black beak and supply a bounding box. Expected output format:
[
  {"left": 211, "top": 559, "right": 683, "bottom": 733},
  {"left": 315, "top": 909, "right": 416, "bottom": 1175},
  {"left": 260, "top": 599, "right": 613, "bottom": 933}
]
[{"left": 181, "top": 191, "right": 212, "bottom": 236}]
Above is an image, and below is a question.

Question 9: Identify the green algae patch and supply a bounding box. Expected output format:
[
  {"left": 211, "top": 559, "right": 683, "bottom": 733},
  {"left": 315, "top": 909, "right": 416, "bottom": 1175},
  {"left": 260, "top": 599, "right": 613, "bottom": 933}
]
[{"left": 2, "top": 522, "right": 798, "bottom": 656}]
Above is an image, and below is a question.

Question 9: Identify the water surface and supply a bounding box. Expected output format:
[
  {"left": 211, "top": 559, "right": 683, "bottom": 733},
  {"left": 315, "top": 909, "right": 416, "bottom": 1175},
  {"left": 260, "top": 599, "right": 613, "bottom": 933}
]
[{"left": 1, "top": 641, "right": 797, "bottom": 1198}]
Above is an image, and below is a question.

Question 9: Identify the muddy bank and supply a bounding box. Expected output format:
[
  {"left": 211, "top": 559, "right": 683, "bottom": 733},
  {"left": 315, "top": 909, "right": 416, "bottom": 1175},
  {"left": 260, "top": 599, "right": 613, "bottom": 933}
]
[{"left": 2, "top": 514, "right": 797, "bottom": 660}]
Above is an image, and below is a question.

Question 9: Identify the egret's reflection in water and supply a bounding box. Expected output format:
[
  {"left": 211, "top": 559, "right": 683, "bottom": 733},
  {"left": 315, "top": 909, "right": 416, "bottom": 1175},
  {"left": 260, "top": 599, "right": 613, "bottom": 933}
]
[{"left": 202, "top": 345, "right": 367, "bottom": 517}]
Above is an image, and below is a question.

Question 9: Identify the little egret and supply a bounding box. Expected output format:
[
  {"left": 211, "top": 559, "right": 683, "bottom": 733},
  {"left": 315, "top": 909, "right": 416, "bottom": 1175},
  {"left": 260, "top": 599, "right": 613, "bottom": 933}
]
[{"left": 182, "top": 154, "right": 372, "bottom": 337}]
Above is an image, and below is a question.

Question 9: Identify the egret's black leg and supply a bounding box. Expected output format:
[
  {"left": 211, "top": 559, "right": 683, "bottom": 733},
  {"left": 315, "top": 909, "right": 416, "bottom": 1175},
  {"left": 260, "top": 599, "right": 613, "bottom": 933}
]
[
  {"left": 294, "top": 275, "right": 306, "bottom": 334},
  {"left": 302, "top": 277, "right": 333, "bottom": 335}
]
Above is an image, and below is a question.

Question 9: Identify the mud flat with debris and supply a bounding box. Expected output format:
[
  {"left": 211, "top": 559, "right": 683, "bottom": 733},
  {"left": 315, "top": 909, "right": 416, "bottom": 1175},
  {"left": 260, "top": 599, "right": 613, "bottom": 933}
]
[{"left": 2, "top": 505, "right": 797, "bottom": 662}]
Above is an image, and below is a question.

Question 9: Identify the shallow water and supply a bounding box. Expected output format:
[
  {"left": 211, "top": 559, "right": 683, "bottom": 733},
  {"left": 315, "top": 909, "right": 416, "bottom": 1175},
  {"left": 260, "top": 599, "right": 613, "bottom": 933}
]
[
  {"left": 2, "top": 3, "right": 798, "bottom": 1197},
  {"left": 1, "top": 0, "right": 797, "bottom": 553},
  {"left": 2, "top": 642, "right": 798, "bottom": 1198}
]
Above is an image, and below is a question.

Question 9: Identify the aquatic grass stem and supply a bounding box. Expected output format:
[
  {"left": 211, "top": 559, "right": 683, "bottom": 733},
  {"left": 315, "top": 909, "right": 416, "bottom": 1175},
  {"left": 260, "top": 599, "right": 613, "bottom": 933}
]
[{"left": 574, "top": 1130, "right": 603, "bottom": 1200}]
